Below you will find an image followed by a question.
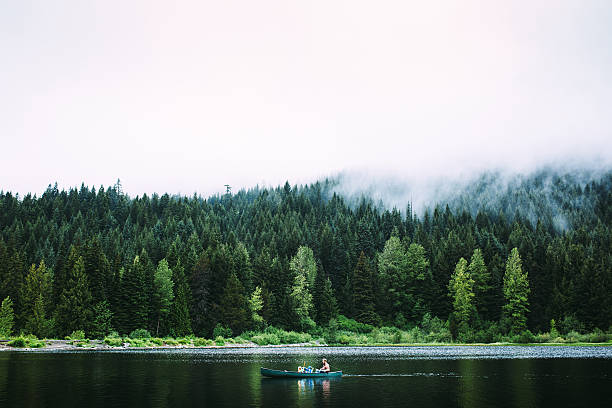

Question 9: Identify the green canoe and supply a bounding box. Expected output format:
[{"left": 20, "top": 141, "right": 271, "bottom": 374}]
[{"left": 260, "top": 367, "right": 343, "bottom": 378}]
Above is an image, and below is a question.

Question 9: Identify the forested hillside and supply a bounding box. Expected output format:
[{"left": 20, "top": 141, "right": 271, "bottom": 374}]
[{"left": 1, "top": 168, "right": 611, "bottom": 340}]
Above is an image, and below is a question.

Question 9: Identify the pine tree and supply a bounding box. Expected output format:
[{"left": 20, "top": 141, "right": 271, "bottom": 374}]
[
  {"left": 190, "top": 253, "right": 213, "bottom": 336},
  {"left": 274, "top": 256, "right": 297, "bottom": 329},
  {"left": 21, "top": 260, "right": 54, "bottom": 337},
  {"left": 260, "top": 287, "right": 277, "bottom": 328},
  {"left": 352, "top": 252, "right": 379, "bottom": 325},
  {"left": 252, "top": 247, "right": 278, "bottom": 325},
  {"left": 0, "top": 240, "right": 23, "bottom": 318},
  {"left": 290, "top": 268, "right": 314, "bottom": 330},
  {"left": 90, "top": 300, "right": 113, "bottom": 339},
  {"left": 289, "top": 246, "right": 317, "bottom": 289},
  {"left": 313, "top": 261, "right": 338, "bottom": 325},
  {"left": 27, "top": 294, "right": 54, "bottom": 338},
  {"left": 252, "top": 247, "right": 273, "bottom": 289},
  {"left": 55, "top": 256, "right": 93, "bottom": 336},
  {"left": 340, "top": 256, "right": 354, "bottom": 318},
  {"left": 0, "top": 296, "right": 15, "bottom": 338},
  {"left": 165, "top": 238, "right": 181, "bottom": 270},
  {"left": 219, "top": 273, "right": 250, "bottom": 336},
  {"left": 468, "top": 248, "right": 492, "bottom": 320},
  {"left": 357, "top": 217, "right": 376, "bottom": 259},
  {"left": 83, "top": 237, "right": 111, "bottom": 305},
  {"left": 153, "top": 259, "right": 174, "bottom": 336},
  {"left": 503, "top": 248, "right": 530, "bottom": 333},
  {"left": 378, "top": 235, "right": 408, "bottom": 322},
  {"left": 138, "top": 249, "right": 156, "bottom": 333},
  {"left": 54, "top": 246, "right": 79, "bottom": 309},
  {"left": 169, "top": 262, "right": 192, "bottom": 336},
  {"left": 233, "top": 242, "right": 252, "bottom": 294},
  {"left": 116, "top": 256, "right": 148, "bottom": 334},
  {"left": 316, "top": 276, "right": 338, "bottom": 326},
  {"left": 448, "top": 257, "right": 475, "bottom": 333},
  {"left": 206, "top": 243, "right": 234, "bottom": 328},
  {"left": 289, "top": 246, "right": 316, "bottom": 330},
  {"left": 405, "top": 243, "right": 431, "bottom": 321},
  {"left": 249, "top": 286, "right": 265, "bottom": 330}
]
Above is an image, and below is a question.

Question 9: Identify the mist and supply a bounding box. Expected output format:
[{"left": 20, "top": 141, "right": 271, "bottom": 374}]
[{"left": 326, "top": 156, "right": 612, "bottom": 230}]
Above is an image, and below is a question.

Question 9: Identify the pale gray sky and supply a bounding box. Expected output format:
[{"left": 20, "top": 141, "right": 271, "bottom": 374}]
[{"left": 2, "top": 0, "right": 611, "bottom": 197}]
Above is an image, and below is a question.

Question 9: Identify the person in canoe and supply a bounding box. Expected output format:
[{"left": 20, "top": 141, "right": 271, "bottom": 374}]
[{"left": 319, "top": 358, "right": 330, "bottom": 373}]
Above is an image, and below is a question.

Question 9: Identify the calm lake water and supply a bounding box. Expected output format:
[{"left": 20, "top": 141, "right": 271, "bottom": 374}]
[{"left": 1, "top": 346, "right": 611, "bottom": 407}]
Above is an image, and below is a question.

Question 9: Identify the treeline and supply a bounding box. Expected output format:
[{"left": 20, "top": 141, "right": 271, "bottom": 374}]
[{"left": 0, "top": 169, "right": 611, "bottom": 340}]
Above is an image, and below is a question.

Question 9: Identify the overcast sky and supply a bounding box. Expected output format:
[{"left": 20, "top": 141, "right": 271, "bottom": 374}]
[{"left": 2, "top": 0, "right": 611, "bottom": 197}]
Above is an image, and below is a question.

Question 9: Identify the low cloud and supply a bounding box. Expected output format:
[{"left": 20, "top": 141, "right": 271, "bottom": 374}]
[{"left": 327, "top": 157, "right": 612, "bottom": 229}]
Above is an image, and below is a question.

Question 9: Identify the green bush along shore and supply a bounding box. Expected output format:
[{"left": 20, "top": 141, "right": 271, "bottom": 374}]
[{"left": 3, "top": 316, "right": 611, "bottom": 349}]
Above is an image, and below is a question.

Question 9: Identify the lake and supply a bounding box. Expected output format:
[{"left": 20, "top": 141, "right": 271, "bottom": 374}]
[{"left": 1, "top": 346, "right": 611, "bottom": 407}]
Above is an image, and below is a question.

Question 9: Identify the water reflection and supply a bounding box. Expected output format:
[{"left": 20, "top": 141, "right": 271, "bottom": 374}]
[
  {"left": 508, "top": 359, "right": 536, "bottom": 408},
  {"left": 297, "top": 378, "right": 315, "bottom": 393},
  {"left": 259, "top": 376, "right": 340, "bottom": 406},
  {"left": 297, "top": 378, "right": 335, "bottom": 398},
  {"left": 457, "top": 358, "right": 490, "bottom": 408}
]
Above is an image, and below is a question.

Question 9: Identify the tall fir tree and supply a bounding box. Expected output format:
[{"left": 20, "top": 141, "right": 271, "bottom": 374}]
[
  {"left": 190, "top": 252, "right": 213, "bottom": 336},
  {"left": 249, "top": 286, "right": 265, "bottom": 330},
  {"left": 83, "top": 236, "right": 111, "bottom": 305},
  {"left": 289, "top": 246, "right": 316, "bottom": 330},
  {"left": 502, "top": 248, "right": 530, "bottom": 333},
  {"left": 289, "top": 267, "right": 314, "bottom": 331},
  {"left": 313, "top": 261, "right": 338, "bottom": 325},
  {"left": 219, "top": 273, "right": 250, "bottom": 336},
  {"left": 314, "top": 265, "right": 338, "bottom": 326},
  {"left": 352, "top": 252, "right": 379, "bottom": 325},
  {"left": 137, "top": 249, "right": 156, "bottom": 333},
  {"left": 153, "top": 259, "right": 174, "bottom": 336},
  {"left": 169, "top": 261, "right": 192, "bottom": 336},
  {"left": 378, "top": 235, "right": 408, "bottom": 323},
  {"left": 28, "top": 295, "right": 54, "bottom": 338},
  {"left": 405, "top": 242, "right": 431, "bottom": 321},
  {"left": 448, "top": 257, "right": 475, "bottom": 334},
  {"left": 90, "top": 300, "right": 113, "bottom": 339},
  {"left": 54, "top": 246, "right": 79, "bottom": 309},
  {"left": 232, "top": 242, "right": 252, "bottom": 295},
  {"left": 468, "top": 248, "right": 492, "bottom": 321},
  {"left": 21, "top": 260, "right": 54, "bottom": 337},
  {"left": 206, "top": 243, "right": 234, "bottom": 329},
  {"left": 55, "top": 256, "right": 93, "bottom": 336},
  {"left": 0, "top": 240, "right": 26, "bottom": 330},
  {"left": 116, "top": 256, "right": 149, "bottom": 334},
  {"left": 0, "top": 296, "right": 15, "bottom": 338},
  {"left": 289, "top": 246, "right": 317, "bottom": 289},
  {"left": 252, "top": 247, "right": 277, "bottom": 325}
]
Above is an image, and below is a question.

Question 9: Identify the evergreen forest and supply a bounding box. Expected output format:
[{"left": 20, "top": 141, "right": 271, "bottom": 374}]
[{"left": 1, "top": 168, "right": 611, "bottom": 343}]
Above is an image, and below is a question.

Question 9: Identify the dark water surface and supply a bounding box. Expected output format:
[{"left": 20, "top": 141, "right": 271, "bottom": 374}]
[{"left": 1, "top": 346, "right": 611, "bottom": 407}]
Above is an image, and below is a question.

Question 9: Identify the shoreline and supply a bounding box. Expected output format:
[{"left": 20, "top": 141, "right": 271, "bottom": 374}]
[{"left": 2, "top": 339, "right": 611, "bottom": 352}]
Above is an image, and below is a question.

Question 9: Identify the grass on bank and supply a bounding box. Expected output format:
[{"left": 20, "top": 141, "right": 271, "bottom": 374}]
[
  {"left": 236, "top": 315, "right": 612, "bottom": 346},
  {"left": 5, "top": 316, "right": 612, "bottom": 349},
  {"left": 6, "top": 327, "right": 610, "bottom": 350},
  {"left": 97, "top": 327, "right": 321, "bottom": 348},
  {"left": 7, "top": 334, "right": 46, "bottom": 348}
]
